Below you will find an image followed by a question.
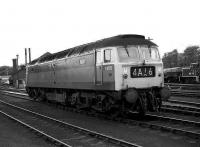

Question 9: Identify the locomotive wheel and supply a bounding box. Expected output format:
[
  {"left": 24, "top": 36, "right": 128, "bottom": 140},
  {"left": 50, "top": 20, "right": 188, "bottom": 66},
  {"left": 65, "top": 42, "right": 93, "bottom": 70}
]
[
  {"left": 108, "top": 106, "right": 121, "bottom": 119},
  {"left": 32, "top": 89, "right": 39, "bottom": 100},
  {"left": 71, "top": 96, "right": 76, "bottom": 105},
  {"left": 26, "top": 88, "right": 33, "bottom": 98},
  {"left": 28, "top": 90, "right": 34, "bottom": 98},
  {"left": 28, "top": 89, "right": 37, "bottom": 99},
  {"left": 119, "top": 100, "right": 128, "bottom": 117},
  {"left": 137, "top": 96, "right": 147, "bottom": 116},
  {"left": 70, "top": 93, "right": 79, "bottom": 107},
  {"left": 157, "top": 97, "right": 162, "bottom": 111},
  {"left": 148, "top": 92, "right": 159, "bottom": 112},
  {"left": 37, "top": 89, "right": 46, "bottom": 102}
]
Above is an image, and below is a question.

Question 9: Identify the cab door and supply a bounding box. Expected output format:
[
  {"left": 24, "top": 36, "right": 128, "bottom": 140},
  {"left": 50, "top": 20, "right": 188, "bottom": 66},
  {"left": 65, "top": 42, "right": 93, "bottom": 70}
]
[
  {"left": 95, "top": 50, "right": 103, "bottom": 85},
  {"left": 102, "top": 48, "right": 115, "bottom": 90}
]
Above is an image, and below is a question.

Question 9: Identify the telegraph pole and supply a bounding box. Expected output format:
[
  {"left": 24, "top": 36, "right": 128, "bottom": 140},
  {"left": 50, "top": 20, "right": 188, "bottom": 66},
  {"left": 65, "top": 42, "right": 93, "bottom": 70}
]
[
  {"left": 25, "top": 48, "right": 27, "bottom": 65},
  {"left": 28, "top": 48, "right": 31, "bottom": 63},
  {"left": 16, "top": 54, "right": 19, "bottom": 70},
  {"left": 16, "top": 54, "right": 19, "bottom": 88}
]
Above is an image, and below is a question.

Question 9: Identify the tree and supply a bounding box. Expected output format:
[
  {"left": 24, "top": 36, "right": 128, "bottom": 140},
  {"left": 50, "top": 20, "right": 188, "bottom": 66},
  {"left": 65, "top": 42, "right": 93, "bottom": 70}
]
[
  {"left": 183, "top": 46, "right": 199, "bottom": 66},
  {"left": 177, "top": 53, "right": 185, "bottom": 67},
  {"left": 0, "top": 66, "right": 13, "bottom": 76},
  {"left": 162, "top": 49, "right": 178, "bottom": 68},
  {"left": 162, "top": 46, "right": 200, "bottom": 68}
]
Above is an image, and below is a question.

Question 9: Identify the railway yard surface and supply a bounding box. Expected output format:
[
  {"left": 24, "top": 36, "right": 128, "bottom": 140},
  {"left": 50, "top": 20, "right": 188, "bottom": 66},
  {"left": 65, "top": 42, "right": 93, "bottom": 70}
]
[
  {"left": 0, "top": 84, "right": 200, "bottom": 147},
  {"left": 0, "top": 110, "right": 54, "bottom": 147}
]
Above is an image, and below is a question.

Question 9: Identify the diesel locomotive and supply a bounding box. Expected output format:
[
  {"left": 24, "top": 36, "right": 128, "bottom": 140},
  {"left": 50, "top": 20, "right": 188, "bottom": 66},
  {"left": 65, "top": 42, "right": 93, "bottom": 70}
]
[
  {"left": 164, "top": 63, "right": 200, "bottom": 83},
  {"left": 26, "top": 34, "right": 170, "bottom": 116}
]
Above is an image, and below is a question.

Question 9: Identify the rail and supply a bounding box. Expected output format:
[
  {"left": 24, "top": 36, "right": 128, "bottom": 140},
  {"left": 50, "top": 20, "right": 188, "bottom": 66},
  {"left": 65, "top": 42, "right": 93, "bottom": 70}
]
[
  {"left": 0, "top": 99, "right": 142, "bottom": 147},
  {"left": 1, "top": 89, "right": 200, "bottom": 140}
]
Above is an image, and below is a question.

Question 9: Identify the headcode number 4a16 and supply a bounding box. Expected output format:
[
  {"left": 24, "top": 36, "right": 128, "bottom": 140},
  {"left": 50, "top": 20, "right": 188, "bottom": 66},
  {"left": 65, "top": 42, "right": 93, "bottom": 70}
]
[{"left": 132, "top": 67, "right": 153, "bottom": 77}]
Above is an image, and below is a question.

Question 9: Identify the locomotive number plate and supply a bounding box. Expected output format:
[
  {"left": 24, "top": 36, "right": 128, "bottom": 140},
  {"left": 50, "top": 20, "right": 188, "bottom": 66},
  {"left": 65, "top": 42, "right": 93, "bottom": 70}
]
[{"left": 130, "top": 66, "right": 155, "bottom": 78}]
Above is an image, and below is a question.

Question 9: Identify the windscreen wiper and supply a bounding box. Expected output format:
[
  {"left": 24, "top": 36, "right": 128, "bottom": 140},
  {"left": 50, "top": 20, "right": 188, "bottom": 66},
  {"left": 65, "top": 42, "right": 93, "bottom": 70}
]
[{"left": 124, "top": 46, "right": 130, "bottom": 57}]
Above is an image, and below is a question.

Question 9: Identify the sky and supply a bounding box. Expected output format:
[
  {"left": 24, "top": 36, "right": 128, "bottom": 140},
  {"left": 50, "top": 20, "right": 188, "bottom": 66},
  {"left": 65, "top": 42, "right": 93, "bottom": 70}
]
[{"left": 0, "top": 0, "right": 200, "bottom": 66}]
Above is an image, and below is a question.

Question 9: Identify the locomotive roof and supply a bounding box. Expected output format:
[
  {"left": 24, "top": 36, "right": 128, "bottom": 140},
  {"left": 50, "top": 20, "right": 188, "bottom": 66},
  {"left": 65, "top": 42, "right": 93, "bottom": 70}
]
[{"left": 30, "top": 34, "right": 157, "bottom": 65}]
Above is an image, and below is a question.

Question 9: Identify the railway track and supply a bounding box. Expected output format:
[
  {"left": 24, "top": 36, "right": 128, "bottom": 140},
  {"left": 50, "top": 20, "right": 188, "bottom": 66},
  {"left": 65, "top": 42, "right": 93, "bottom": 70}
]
[
  {"left": 1, "top": 89, "right": 200, "bottom": 140},
  {"left": 0, "top": 99, "right": 140, "bottom": 147},
  {"left": 170, "top": 90, "right": 200, "bottom": 97},
  {"left": 143, "top": 113, "right": 200, "bottom": 137},
  {"left": 167, "top": 99, "right": 200, "bottom": 107},
  {"left": 161, "top": 105, "right": 200, "bottom": 117},
  {"left": 0, "top": 86, "right": 26, "bottom": 93},
  {"left": 0, "top": 110, "right": 72, "bottom": 147},
  {"left": 126, "top": 112, "right": 200, "bottom": 139},
  {"left": 165, "top": 83, "right": 200, "bottom": 97},
  {"left": 2, "top": 89, "right": 200, "bottom": 116},
  {"left": 165, "top": 83, "right": 200, "bottom": 89},
  {"left": 160, "top": 99, "right": 200, "bottom": 116}
]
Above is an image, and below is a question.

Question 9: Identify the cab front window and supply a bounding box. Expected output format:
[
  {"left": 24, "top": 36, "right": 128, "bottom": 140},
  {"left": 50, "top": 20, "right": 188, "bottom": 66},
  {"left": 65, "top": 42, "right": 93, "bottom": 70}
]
[
  {"left": 150, "top": 47, "right": 160, "bottom": 60},
  {"left": 117, "top": 46, "right": 139, "bottom": 62},
  {"left": 117, "top": 45, "right": 160, "bottom": 62}
]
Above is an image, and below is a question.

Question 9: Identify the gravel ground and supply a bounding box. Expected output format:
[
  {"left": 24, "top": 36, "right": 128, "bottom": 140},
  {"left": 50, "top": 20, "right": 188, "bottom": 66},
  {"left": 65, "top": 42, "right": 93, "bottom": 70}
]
[
  {"left": 0, "top": 112, "right": 55, "bottom": 147},
  {"left": 1, "top": 94, "right": 200, "bottom": 147}
]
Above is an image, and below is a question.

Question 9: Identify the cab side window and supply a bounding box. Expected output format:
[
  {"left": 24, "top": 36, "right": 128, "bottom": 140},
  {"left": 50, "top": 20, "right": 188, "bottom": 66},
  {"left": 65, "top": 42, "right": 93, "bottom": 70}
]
[{"left": 104, "top": 49, "right": 114, "bottom": 63}]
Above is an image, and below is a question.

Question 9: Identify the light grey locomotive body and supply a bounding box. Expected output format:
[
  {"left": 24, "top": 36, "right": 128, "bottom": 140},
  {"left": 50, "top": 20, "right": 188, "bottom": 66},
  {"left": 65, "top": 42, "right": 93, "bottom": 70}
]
[{"left": 26, "top": 35, "right": 170, "bottom": 115}]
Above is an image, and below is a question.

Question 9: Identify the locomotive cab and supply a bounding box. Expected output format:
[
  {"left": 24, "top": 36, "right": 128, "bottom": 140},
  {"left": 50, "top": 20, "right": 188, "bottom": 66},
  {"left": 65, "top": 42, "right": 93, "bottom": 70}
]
[{"left": 94, "top": 45, "right": 170, "bottom": 115}]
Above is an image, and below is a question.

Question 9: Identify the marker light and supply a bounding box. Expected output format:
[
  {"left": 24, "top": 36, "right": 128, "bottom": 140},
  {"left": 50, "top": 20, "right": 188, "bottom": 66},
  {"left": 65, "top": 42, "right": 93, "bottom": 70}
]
[
  {"left": 123, "top": 74, "right": 128, "bottom": 79},
  {"left": 157, "top": 66, "right": 163, "bottom": 77}
]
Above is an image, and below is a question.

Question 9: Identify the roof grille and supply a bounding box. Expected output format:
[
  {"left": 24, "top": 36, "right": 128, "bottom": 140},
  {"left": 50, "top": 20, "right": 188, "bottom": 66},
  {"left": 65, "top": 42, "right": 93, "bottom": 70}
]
[{"left": 118, "top": 34, "right": 145, "bottom": 39}]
